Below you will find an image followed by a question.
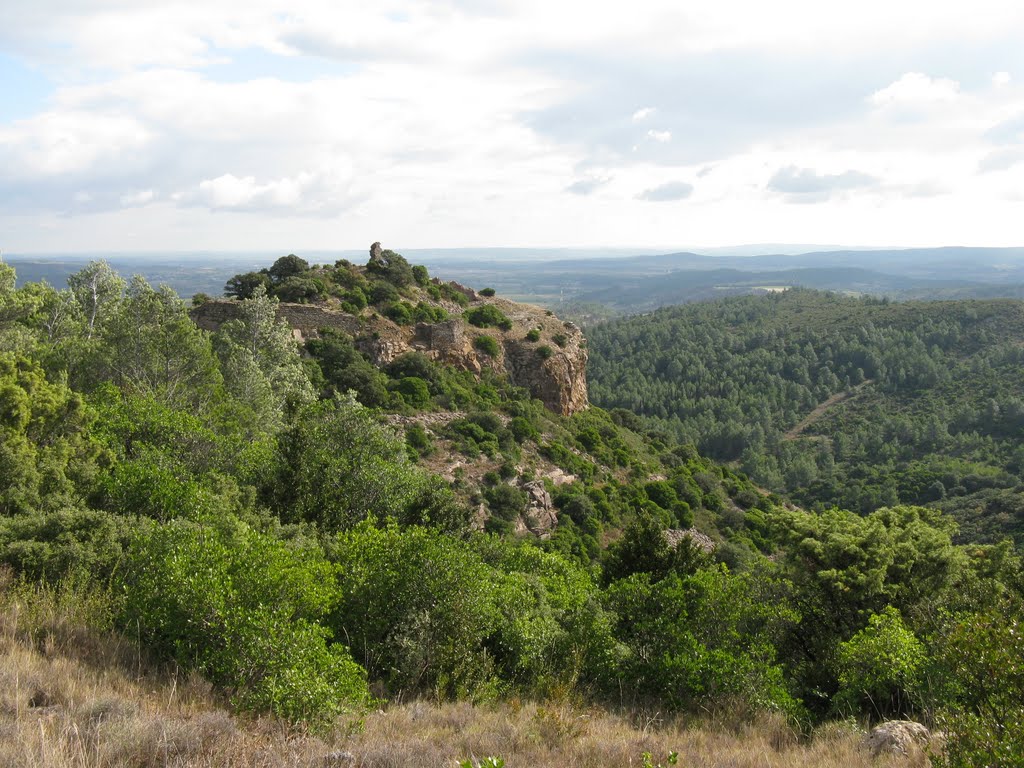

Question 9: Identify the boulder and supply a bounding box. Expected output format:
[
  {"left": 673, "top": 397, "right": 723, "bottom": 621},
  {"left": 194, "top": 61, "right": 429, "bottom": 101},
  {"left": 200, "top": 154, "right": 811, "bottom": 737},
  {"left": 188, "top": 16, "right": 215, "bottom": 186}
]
[{"left": 865, "top": 720, "right": 931, "bottom": 757}]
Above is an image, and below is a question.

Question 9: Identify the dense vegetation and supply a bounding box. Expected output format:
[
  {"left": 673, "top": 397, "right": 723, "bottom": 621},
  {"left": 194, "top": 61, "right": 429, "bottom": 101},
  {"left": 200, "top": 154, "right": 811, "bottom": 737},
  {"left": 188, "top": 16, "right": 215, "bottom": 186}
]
[
  {"left": 588, "top": 289, "right": 1024, "bottom": 545},
  {"left": 1, "top": 260, "right": 1023, "bottom": 764}
]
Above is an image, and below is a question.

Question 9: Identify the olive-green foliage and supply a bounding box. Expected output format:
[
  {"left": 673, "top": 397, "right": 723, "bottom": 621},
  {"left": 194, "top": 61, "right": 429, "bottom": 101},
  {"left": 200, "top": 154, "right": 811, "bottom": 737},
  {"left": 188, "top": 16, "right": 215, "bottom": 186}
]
[
  {"left": 213, "top": 286, "right": 315, "bottom": 429},
  {"left": 0, "top": 355, "right": 105, "bottom": 515},
  {"left": 224, "top": 271, "right": 271, "bottom": 300},
  {"left": 776, "top": 505, "right": 960, "bottom": 716},
  {"left": 474, "top": 335, "right": 501, "bottom": 357},
  {"left": 366, "top": 249, "right": 415, "bottom": 288},
  {"left": 464, "top": 305, "right": 513, "bottom": 331},
  {"left": 306, "top": 330, "right": 390, "bottom": 407},
  {"left": 525, "top": 328, "right": 541, "bottom": 342},
  {"left": 268, "top": 254, "right": 310, "bottom": 282},
  {"left": 588, "top": 289, "right": 1024, "bottom": 542},
  {"left": 479, "top": 288, "right": 496, "bottom": 297},
  {"left": 327, "top": 522, "right": 500, "bottom": 697},
  {"left": 271, "top": 396, "right": 430, "bottom": 531},
  {"left": 602, "top": 513, "right": 711, "bottom": 585},
  {"left": 472, "top": 537, "right": 618, "bottom": 691},
  {"left": 446, "top": 413, "right": 516, "bottom": 459},
  {"left": 932, "top": 597, "right": 1024, "bottom": 767},
  {"left": 537, "top": 345, "right": 553, "bottom": 360},
  {"left": 605, "top": 566, "right": 799, "bottom": 716},
  {"left": 0, "top": 507, "right": 133, "bottom": 581},
  {"left": 391, "top": 376, "right": 432, "bottom": 409},
  {"left": 833, "top": 605, "right": 925, "bottom": 720},
  {"left": 90, "top": 277, "right": 223, "bottom": 411},
  {"left": 328, "top": 524, "right": 615, "bottom": 698},
  {"left": 119, "top": 516, "right": 368, "bottom": 726},
  {"left": 483, "top": 484, "right": 528, "bottom": 534}
]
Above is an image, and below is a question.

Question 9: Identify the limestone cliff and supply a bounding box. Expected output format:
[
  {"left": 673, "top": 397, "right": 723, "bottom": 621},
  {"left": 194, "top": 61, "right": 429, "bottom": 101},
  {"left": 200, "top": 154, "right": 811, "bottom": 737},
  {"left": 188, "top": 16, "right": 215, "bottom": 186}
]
[{"left": 192, "top": 286, "right": 589, "bottom": 416}]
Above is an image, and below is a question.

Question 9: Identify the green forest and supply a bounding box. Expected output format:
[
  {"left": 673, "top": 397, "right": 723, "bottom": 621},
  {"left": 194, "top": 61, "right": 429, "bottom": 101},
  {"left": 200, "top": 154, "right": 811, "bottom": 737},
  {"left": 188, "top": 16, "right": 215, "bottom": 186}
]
[
  {"left": 588, "top": 289, "right": 1024, "bottom": 545},
  {"left": 1, "top": 259, "right": 1023, "bottom": 766}
]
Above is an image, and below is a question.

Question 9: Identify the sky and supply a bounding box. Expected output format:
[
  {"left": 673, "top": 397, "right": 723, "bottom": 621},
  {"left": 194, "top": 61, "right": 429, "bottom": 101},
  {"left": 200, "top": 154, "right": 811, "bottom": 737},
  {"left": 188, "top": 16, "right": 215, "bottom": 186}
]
[{"left": 1, "top": 0, "right": 1023, "bottom": 253}]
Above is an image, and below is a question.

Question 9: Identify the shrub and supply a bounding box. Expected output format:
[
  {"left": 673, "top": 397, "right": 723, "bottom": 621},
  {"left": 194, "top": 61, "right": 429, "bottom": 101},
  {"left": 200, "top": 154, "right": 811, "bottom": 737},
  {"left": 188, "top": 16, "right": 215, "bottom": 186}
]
[
  {"left": 412, "top": 264, "right": 430, "bottom": 286},
  {"left": 553, "top": 333, "right": 568, "bottom": 348},
  {"left": 537, "top": 345, "right": 553, "bottom": 360},
  {"left": 392, "top": 376, "right": 431, "bottom": 408},
  {"left": 119, "top": 516, "right": 368, "bottom": 727},
  {"left": 464, "top": 305, "right": 513, "bottom": 330},
  {"left": 369, "top": 281, "right": 400, "bottom": 304},
  {"left": 479, "top": 287, "right": 496, "bottom": 297},
  {"left": 0, "top": 507, "right": 132, "bottom": 581},
  {"left": 474, "top": 335, "right": 501, "bottom": 357},
  {"left": 267, "top": 254, "right": 310, "bottom": 282},
  {"left": 384, "top": 302, "right": 413, "bottom": 325},
  {"left": 526, "top": 328, "right": 541, "bottom": 342},
  {"left": 833, "top": 605, "right": 925, "bottom": 720},
  {"left": 273, "top": 276, "right": 325, "bottom": 303},
  {"left": 326, "top": 522, "right": 499, "bottom": 698}
]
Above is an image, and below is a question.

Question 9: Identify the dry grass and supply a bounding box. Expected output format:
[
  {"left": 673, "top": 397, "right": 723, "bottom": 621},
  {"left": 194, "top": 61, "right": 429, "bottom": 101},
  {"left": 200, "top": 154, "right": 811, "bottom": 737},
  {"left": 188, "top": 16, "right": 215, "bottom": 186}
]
[{"left": 0, "top": 574, "right": 933, "bottom": 767}]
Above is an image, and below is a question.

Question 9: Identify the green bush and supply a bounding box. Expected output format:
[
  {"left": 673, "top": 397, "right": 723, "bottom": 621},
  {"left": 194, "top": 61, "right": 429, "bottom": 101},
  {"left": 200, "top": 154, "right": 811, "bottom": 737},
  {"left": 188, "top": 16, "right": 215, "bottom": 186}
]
[
  {"left": 464, "top": 305, "right": 512, "bottom": 331},
  {"left": 326, "top": 522, "right": 499, "bottom": 698},
  {"left": 119, "top": 516, "right": 368, "bottom": 727},
  {"left": 0, "top": 507, "right": 133, "bottom": 581},
  {"left": 537, "top": 345, "right": 553, "bottom": 360},
  {"left": 474, "top": 335, "right": 501, "bottom": 357},
  {"left": 384, "top": 302, "right": 413, "bottom": 325},
  {"left": 479, "top": 287, "right": 496, "bottom": 297},
  {"left": 526, "top": 328, "right": 541, "bottom": 342},
  {"left": 553, "top": 333, "right": 568, "bottom": 348},
  {"left": 833, "top": 605, "right": 925, "bottom": 720}
]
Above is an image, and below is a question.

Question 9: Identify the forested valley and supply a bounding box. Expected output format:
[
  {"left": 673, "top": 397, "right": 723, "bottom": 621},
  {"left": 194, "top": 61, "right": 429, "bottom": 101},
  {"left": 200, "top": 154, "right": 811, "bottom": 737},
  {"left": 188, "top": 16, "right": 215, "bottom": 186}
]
[
  {"left": 588, "top": 289, "right": 1024, "bottom": 545},
  {"left": 1, "top": 258, "right": 1022, "bottom": 766}
]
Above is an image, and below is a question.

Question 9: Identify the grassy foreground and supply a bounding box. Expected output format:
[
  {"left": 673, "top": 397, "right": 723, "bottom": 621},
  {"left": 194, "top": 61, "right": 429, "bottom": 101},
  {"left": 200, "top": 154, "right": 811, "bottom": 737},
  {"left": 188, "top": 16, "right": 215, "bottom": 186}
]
[{"left": 0, "top": 579, "right": 931, "bottom": 768}]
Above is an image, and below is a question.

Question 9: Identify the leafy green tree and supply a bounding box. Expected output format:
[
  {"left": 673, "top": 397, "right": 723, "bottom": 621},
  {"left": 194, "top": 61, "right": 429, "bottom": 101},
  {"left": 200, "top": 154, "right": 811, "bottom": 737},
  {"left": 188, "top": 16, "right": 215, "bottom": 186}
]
[
  {"left": 224, "top": 270, "right": 271, "bottom": 299},
  {"left": 213, "top": 285, "right": 314, "bottom": 428},
  {"left": 94, "top": 277, "right": 222, "bottom": 410},
  {"left": 67, "top": 260, "right": 125, "bottom": 340},
  {"left": 0, "top": 355, "right": 105, "bottom": 515},
  {"left": 271, "top": 395, "right": 427, "bottom": 530},
  {"left": 833, "top": 605, "right": 925, "bottom": 719},
  {"left": 267, "top": 254, "right": 309, "bottom": 282},
  {"left": 933, "top": 597, "right": 1024, "bottom": 767}
]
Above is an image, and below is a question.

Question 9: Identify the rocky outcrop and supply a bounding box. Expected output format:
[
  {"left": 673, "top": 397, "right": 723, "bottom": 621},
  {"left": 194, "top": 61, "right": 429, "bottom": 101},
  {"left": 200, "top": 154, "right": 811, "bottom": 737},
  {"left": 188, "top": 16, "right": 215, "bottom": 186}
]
[
  {"left": 664, "top": 528, "right": 716, "bottom": 553},
  {"left": 192, "top": 292, "right": 589, "bottom": 416},
  {"left": 515, "top": 480, "right": 558, "bottom": 537},
  {"left": 865, "top": 721, "right": 931, "bottom": 757}
]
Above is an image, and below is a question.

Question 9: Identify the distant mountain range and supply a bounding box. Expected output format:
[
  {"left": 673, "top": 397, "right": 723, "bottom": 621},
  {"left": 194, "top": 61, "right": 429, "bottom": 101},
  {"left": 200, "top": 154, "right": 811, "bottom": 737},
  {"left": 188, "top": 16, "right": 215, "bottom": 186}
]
[{"left": 7, "top": 246, "right": 1024, "bottom": 312}]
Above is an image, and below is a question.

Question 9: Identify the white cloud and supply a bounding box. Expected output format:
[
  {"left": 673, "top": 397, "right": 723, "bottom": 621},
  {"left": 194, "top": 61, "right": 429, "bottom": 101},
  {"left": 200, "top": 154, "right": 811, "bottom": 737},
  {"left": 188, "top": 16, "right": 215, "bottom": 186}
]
[
  {"left": 183, "top": 164, "right": 358, "bottom": 214},
  {"left": 767, "top": 166, "right": 878, "bottom": 204},
  {"left": 3, "top": 1, "right": 1024, "bottom": 248},
  {"left": 120, "top": 189, "right": 156, "bottom": 206},
  {"left": 870, "top": 72, "right": 961, "bottom": 106},
  {"left": 636, "top": 180, "right": 693, "bottom": 201}
]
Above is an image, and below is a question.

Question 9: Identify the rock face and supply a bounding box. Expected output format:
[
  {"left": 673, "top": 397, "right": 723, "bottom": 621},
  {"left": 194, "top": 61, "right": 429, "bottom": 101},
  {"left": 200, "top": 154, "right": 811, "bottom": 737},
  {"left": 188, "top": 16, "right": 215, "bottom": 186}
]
[
  {"left": 191, "top": 292, "right": 589, "bottom": 416},
  {"left": 865, "top": 721, "right": 931, "bottom": 757},
  {"left": 516, "top": 480, "right": 558, "bottom": 537}
]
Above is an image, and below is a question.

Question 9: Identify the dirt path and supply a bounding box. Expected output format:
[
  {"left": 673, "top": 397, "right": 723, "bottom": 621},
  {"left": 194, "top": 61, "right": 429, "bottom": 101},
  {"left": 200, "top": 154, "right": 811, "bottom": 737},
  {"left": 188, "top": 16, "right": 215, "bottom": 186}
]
[{"left": 784, "top": 379, "right": 874, "bottom": 440}]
